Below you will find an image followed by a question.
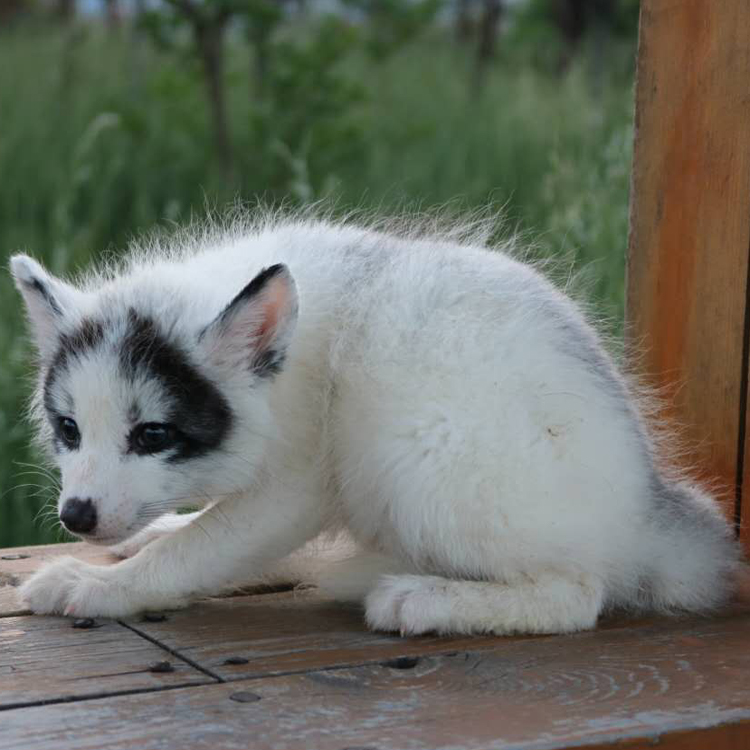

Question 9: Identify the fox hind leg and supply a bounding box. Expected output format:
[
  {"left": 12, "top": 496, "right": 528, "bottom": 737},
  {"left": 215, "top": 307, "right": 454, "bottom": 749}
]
[{"left": 365, "top": 572, "right": 604, "bottom": 636}]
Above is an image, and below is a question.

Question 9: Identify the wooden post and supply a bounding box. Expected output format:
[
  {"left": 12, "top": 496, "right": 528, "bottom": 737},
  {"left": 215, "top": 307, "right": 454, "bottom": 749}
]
[{"left": 627, "top": 0, "right": 750, "bottom": 553}]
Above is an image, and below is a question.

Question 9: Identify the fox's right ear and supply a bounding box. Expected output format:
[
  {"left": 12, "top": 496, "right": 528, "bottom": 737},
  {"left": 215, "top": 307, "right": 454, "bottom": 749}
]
[
  {"left": 10, "top": 255, "right": 80, "bottom": 358},
  {"left": 199, "top": 263, "right": 298, "bottom": 379}
]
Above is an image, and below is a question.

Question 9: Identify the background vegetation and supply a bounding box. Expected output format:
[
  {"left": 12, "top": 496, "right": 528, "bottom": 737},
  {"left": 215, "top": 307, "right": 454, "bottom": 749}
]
[{"left": 0, "top": 0, "right": 639, "bottom": 546}]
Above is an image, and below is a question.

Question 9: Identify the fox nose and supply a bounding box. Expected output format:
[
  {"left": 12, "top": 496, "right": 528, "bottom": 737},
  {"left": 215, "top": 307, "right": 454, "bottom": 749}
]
[{"left": 60, "top": 498, "right": 98, "bottom": 534}]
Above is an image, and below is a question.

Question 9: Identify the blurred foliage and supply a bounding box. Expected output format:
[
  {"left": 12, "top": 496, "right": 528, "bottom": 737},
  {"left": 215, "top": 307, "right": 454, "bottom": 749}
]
[
  {"left": 0, "top": 0, "right": 638, "bottom": 546},
  {"left": 505, "top": 0, "right": 640, "bottom": 72},
  {"left": 246, "top": 16, "right": 367, "bottom": 201},
  {"left": 343, "top": 0, "right": 443, "bottom": 58}
]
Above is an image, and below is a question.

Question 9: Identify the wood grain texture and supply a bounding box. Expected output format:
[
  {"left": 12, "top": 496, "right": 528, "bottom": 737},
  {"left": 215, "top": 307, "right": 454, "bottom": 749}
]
[
  {"left": 626, "top": 0, "right": 750, "bottom": 540},
  {"left": 3, "top": 542, "right": 750, "bottom": 748},
  {"left": 0, "top": 543, "right": 119, "bottom": 617},
  {"left": 4, "top": 607, "right": 750, "bottom": 750},
  {"left": 583, "top": 720, "right": 750, "bottom": 750},
  {"left": 0, "top": 614, "right": 213, "bottom": 709},
  {"left": 125, "top": 588, "right": 508, "bottom": 680}
]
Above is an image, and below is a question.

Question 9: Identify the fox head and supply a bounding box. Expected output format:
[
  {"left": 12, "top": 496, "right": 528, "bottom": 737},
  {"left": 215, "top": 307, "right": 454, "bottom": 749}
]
[{"left": 11, "top": 254, "right": 298, "bottom": 545}]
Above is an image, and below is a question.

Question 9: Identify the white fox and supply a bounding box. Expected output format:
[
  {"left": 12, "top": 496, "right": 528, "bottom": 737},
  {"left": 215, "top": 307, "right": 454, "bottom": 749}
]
[{"left": 10, "top": 213, "right": 741, "bottom": 635}]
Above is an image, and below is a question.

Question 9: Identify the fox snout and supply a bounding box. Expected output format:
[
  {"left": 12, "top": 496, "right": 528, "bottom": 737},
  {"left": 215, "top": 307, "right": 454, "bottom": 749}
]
[{"left": 60, "top": 497, "right": 98, "bottom": 535}]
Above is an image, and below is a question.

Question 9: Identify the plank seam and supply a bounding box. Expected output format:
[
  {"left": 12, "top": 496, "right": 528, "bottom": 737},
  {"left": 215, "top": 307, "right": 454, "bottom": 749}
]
[
  {"left": 0, "top": 680, "right": 214, "bottom": 714},
  {"left": 117, "top": 633, "right": 502, "bottom": 686},
  {"left": 216, "top": 655, "right": 464, "bottom": 684},
  {"left": 119, "top": 620, "right": 226, "bottom": 683},
  {"left": 0, "top": 607, "right": 29, "bottom": 619}
]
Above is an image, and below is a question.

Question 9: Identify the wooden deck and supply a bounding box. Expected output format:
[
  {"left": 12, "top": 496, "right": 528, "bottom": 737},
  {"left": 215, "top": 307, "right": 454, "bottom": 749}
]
[{"left": 1, "top": 544, "right": 750, "bottom": 749}]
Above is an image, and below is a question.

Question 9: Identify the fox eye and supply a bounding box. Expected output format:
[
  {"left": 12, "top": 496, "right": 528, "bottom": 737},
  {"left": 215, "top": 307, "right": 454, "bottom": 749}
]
[
  {"left": 133, "top": 423, "right": 176, "bottom": 454},
  {"left": 57, "top": 417, "right": 80, "bottom": 449}
]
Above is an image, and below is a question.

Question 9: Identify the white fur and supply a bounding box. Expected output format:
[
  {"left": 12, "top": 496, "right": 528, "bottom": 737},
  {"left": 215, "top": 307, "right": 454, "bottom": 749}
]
[
  {"left": 108, "top": 513, "right": 201, "bottom": 559},
  {"left": 11, "top": 213, "right": 741, "bottom": 633}
]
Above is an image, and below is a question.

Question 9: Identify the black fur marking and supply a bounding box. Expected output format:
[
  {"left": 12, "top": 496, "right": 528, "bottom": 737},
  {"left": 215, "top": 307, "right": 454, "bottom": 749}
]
[
  {"left": 253, "top": 348, "right": 286, "bottom": 377},
  {"left": 127, "top": 401, "right": 142, "bottom": 425},
  {"left": 23, "top": 277, "right": 62, "bottom": 315},
  {"left": 121, "top": 310, "right": 233, "bottom": 462},
  {"left": 43, "top": 318, "right": 106, "bottom": 417},
  {"left": 202, "top": 264, "right": 290, "bottom": 379},
  {"left": 215, "top": 264, "right": 287, "bottom": 329}
]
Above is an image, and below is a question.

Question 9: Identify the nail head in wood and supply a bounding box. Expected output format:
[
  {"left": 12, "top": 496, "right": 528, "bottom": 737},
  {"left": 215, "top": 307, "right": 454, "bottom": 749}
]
[
  {"left": 148, "top": 661, "right": 175, "bottom": 674},
  {"left": 229, "top": 691, "right": 262, "bottom": 703},
  {"left": 72, "top": 618, "right": 103, "bottom": 629},
  {"left": 142, "top": 612, "right": 168, "bottom": 622},
  {"left": 223, "top": 656, "right": 250, "bottom": 665},
  {"left": 381, "top": 656, "right": 420, "bottom": 670}
]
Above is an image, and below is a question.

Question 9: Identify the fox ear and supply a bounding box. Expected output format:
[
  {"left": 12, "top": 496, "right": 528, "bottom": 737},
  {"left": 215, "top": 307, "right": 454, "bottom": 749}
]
[
  {"left": 199, "top": 264, "right": 299, "bottom": 378},
  {"left": 10, "top": 255, "right": 80, "bottom": 359}
]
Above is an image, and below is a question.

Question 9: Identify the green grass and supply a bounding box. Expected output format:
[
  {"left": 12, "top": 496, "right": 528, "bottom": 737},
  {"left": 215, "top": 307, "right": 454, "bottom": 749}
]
[{"left": 0, "top": 21, "right": 635, "bottom": 547}]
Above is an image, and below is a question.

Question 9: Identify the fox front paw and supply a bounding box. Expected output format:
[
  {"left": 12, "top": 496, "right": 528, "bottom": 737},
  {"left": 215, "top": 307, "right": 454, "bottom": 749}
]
[{"left": 19, "top": 556, "right": 140, "bottom": 618}]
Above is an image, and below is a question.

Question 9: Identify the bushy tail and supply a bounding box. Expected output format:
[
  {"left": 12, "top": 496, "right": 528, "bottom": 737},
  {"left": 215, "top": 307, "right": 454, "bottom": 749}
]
[{"left": 645, "top": 478, "right": 743, "bottom": 613}]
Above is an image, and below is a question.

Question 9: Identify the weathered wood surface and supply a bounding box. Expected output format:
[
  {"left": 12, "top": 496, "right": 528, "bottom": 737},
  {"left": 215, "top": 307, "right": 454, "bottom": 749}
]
[
  {"left": 0, "top": 614, "right": 212, "bottom": 709},
  {"left": 2, "top": 543, "right": 750, "bottom": 749},
  {"left": 125, "top": 589, "right": 508, "bottom": 681},
  {"left": 586, "top": 722, "right": 750, "bottom": 750},
  {"left": 3, "top": 602, "right": 750, "bottom": 750},
  {"left": 626, "top": 0, "right": 750, "bottom": 551},
  {"left": 125, "top": 588, "right": 750, "bottom": 682}
]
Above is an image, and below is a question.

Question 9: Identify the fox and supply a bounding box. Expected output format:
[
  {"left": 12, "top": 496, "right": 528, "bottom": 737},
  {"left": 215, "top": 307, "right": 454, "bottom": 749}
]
[{"left": 9, "top": 212, "right": 743, "bottom": 635}]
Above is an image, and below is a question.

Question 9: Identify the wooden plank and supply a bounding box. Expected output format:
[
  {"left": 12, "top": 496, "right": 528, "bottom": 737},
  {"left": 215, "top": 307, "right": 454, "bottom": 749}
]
[
  {"left": 0, "top": 614, "right": 214, "bottom": 709},
  {"left": 126, "top": 586, "right": 750, "bottom": 681},
  {"left": 584, "top": 721, "right": 750, "bottom": 750},
  {"left": 125, "top": 588, "right": 506, "bottom": 680},
  {"left": 4, "top": 608, "right": 750, "bottom": 750},
  {"left": 626, "top": 0, "right": 750, "bottom": 541},
  {"left": 0, "top": 589, "right": 24, "bottom": 619},
  {"left": 0, "top": 543, "right": 119, "bottom": 617}
]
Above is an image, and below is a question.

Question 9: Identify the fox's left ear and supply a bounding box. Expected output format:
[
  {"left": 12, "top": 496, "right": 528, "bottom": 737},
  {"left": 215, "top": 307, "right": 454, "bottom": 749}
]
[
  {"left": 199, "top": 264, "right": 299, "bottom": 378},
  {"left": 10, "top": 255, "right": 81, "bottom": 359}
]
